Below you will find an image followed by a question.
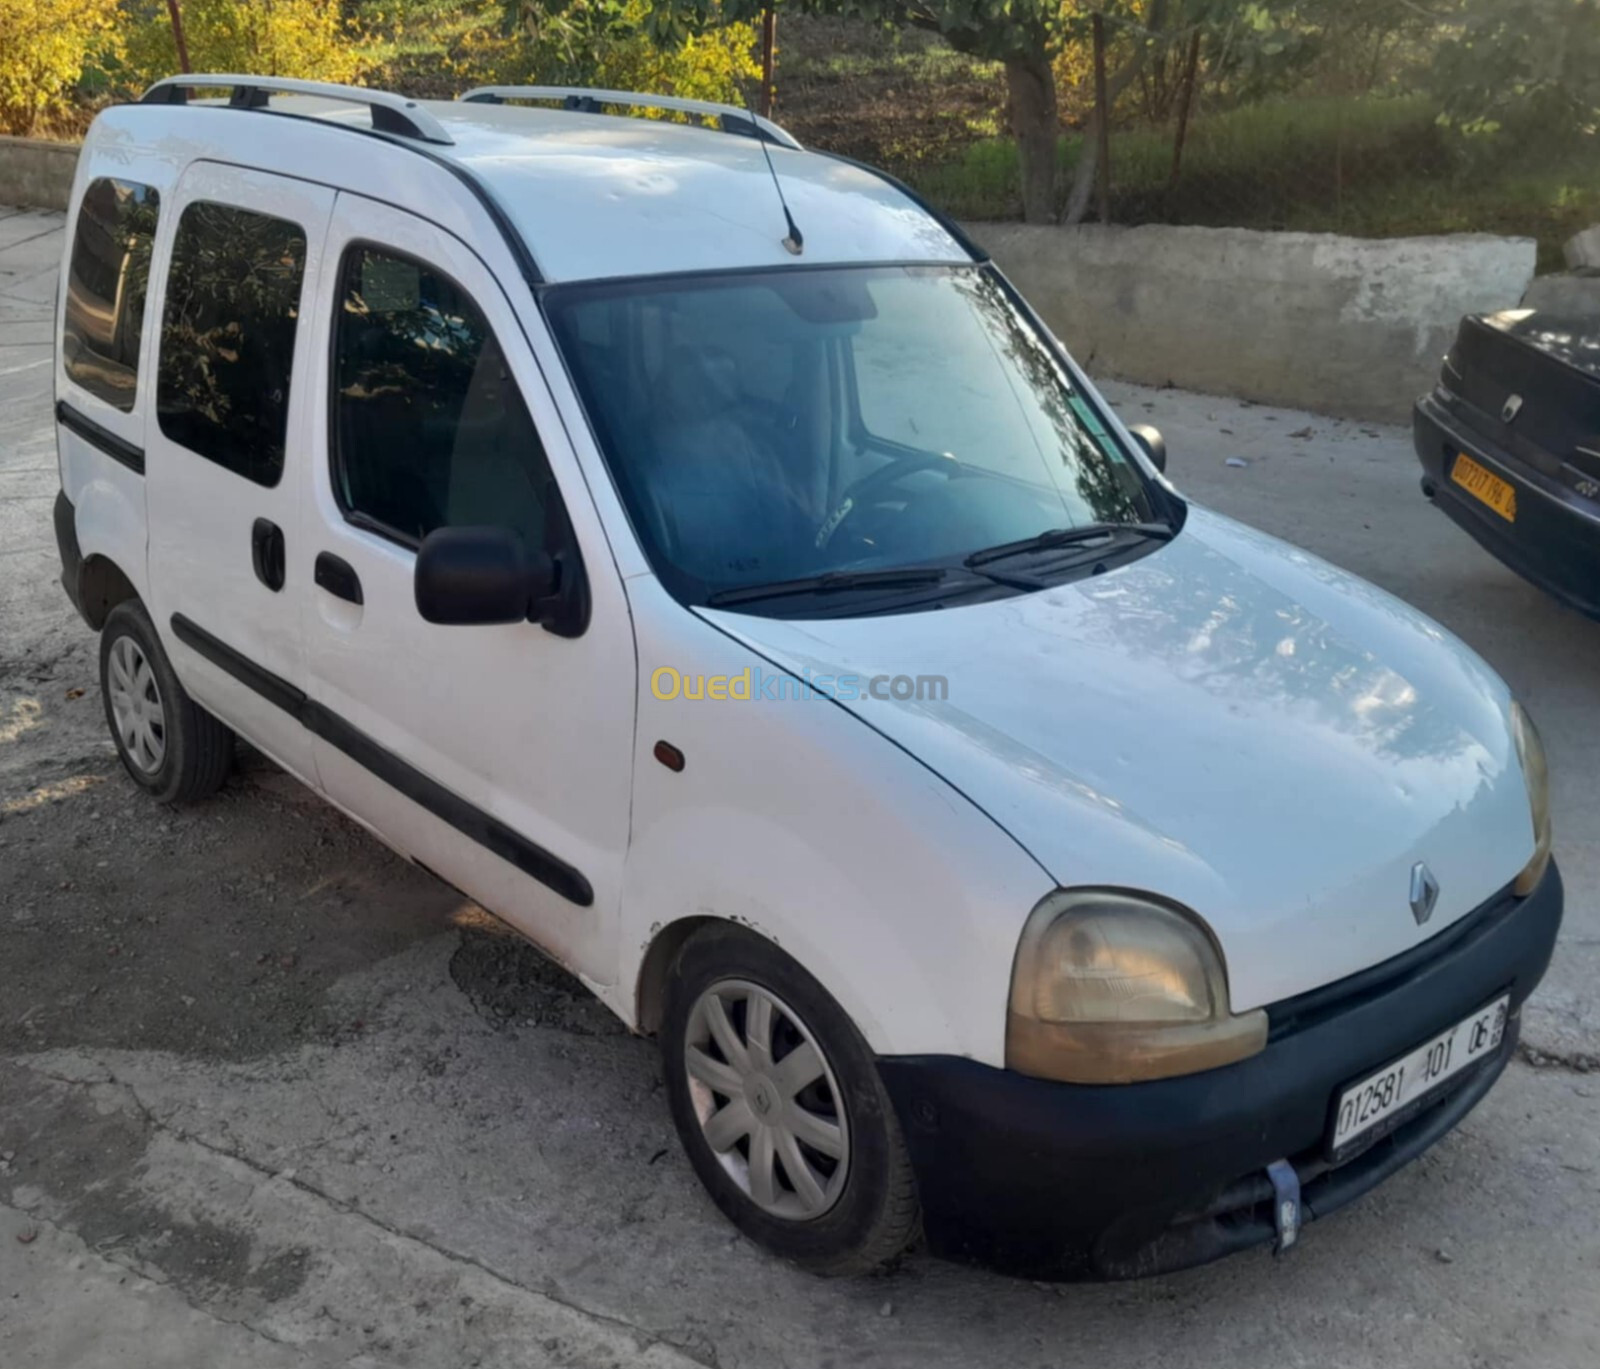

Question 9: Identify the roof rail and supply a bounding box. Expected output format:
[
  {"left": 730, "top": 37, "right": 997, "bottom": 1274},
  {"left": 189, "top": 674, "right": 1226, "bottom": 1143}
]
[
  {"left": 459, "top": 86, "right": 801, "bottom": 151},
  {"left": 140, "top": 75, "right": 453, "bottom": 146}
]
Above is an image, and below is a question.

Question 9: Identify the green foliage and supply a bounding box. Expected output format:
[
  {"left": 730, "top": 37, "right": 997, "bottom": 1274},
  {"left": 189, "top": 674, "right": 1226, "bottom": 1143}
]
[
  {"left": 918, "top": 94, "right": 1449, "bottom": 219},
  {"left": 657, "top": 0, "right": 1404, "bottom": 222},
  {"left": 502, "top": 0, "right": 759, "bottom": 102},
  {"left": 122, "top": 0, "right": 371, "bottom": 89},
  {"left": 651, "top": 0, "right": 1059, "bottom": 62},
  {"left": 0, "top": 0, "right": 119, "bottom": 135},
  {"left": 914, "top": 90, "right": 1599, "bottom": 267},
  {"left": 1433, "top": 0, "right": 1600, "bottom": 144}
]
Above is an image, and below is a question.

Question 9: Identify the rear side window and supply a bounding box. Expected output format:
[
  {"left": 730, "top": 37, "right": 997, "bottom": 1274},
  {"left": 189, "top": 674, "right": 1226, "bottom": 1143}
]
[
  {"left": 331, "top": 245, "right": 553, "bottom": 550},
  {"left": 63, "top": 178, "right": 161, "bottom": 411},
  {"left": 157, "top": 202, "right": 307, "bottom": 486}
]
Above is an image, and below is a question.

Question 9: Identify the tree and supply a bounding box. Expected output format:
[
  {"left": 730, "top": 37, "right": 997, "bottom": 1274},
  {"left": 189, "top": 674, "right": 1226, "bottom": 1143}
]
[
  {"left": 0, "top": 0, "right": 118, "bottom": 135},
  {"left": 1433, "top": 0, "right": 1600, "bottom": 144},
  {"left": 122, "top": 0, "right": 369, "bottom": 88},
  {"left": 502, "top": 0, "right": 760, "bottom": 105},
  {"left": 653, "top": 0, "right": 1070, "bottom": 223},
  {"left": 651, "top": 1, "right": 1199, "bottom": 226}
]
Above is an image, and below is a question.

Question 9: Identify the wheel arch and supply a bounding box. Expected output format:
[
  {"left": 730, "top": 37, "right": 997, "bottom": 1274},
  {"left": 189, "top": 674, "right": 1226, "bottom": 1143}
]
[
  {"left": 78, "top": 553, "right": 141, "bottom": 631},
  {"left": 635, "top": 914, "right": 723, "bottom": 1036}
]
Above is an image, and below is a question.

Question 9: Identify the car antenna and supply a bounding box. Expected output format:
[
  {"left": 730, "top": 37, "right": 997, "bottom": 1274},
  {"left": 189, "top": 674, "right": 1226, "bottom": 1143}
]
[{"left": 746, "top": 105, "right": 803, "bottom": 255}]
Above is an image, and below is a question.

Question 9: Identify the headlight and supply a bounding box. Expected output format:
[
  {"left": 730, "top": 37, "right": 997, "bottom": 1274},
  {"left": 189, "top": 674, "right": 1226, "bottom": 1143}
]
[
  {"left": 1007, "top": 890, "right": 1267, "bottom": 1084},
  {"left": 1510, "top": 702, "right": 1553, "bottom": 896}
]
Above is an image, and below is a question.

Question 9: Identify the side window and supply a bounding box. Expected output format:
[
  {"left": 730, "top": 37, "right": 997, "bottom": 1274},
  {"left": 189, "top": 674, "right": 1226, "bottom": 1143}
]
[
  {"left": 63, "top": 178, "right": 161, "bottom": 411},
  {"left": 332, "top": 245, "right": 552, "bottom": 551},
  {"left": 157, "top": 202, "right": 308, "bottom": 486}
]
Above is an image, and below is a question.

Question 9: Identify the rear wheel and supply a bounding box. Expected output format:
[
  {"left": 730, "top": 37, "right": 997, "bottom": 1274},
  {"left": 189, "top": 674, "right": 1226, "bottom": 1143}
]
[
  {"left": 100, "top": 601, "right": 234, "bottom": 803},
  {"left": 662, "top": 924, "right": 919, "bottom": 1274}
]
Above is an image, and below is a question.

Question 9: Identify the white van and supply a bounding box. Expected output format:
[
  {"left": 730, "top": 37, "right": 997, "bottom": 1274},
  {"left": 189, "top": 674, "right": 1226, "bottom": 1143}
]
[{"left": 52, "top": 76, "right": 1561, "bottom": 1281}]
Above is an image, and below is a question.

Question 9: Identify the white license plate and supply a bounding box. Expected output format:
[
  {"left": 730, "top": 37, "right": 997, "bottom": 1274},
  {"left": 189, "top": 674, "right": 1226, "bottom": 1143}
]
[{"left": 1330, "top": 995, "right": 1509, "bottom": 1156}]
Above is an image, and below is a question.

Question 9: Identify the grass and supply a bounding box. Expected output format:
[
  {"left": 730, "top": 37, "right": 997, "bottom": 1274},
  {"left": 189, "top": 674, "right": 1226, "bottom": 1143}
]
[{"left": 910, "top": 94, "right": 1600, "bottom": 269}]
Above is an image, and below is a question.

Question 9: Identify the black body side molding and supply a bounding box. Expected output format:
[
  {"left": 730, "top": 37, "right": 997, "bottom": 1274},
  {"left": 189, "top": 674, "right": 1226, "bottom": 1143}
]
[
  {"left": 57, "top": 401, "right": 145, "bottom": 474},
  {"left": 168, "top": 613, "right": 594, "bottom": 907}
]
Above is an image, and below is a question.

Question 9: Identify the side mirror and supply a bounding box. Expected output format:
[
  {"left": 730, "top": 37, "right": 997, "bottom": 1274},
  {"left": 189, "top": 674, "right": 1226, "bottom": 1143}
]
[
  {"left": 414, "top": 526, "right": 553, "bottom": 626},
  {"left": 1128, "top": 424, "right": 1168, "bottom": 474}
]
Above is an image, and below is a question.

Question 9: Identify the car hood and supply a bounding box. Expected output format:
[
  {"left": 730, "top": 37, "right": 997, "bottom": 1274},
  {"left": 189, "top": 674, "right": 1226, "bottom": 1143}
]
[{"left": 702, "top": 508, "right": 1537, "bottom": 1011}]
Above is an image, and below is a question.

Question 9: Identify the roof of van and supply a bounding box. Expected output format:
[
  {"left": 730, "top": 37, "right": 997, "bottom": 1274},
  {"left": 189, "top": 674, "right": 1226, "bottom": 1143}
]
[{"left": 114, "top": 91, "right": 974, "bottom": 284}]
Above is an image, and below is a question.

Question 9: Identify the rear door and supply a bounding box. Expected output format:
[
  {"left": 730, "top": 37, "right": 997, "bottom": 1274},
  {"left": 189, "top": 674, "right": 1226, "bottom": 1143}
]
[
  {"left": 144, "top": 164, "right": 335, "bottom": 783},
  {"left": 298, "top": 193, "right": 637, "bottom": 984}
]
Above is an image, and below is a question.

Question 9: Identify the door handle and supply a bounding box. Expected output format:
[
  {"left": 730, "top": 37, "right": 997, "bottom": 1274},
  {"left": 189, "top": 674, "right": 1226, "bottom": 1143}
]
[
  {"left": 314, "top": 552, "right": 364, "bottom": 605},
  {"left": 252, "top": 518, "right": 285, "bottom": 592}
]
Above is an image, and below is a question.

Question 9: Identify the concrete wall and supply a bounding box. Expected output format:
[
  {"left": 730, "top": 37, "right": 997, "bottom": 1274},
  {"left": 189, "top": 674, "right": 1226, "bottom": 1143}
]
[
  {"left": 0, "top": 136, "right": 78, "bottom": 212},
  {"left": 1521, "top": 273, "right": 1600, "bottom": 314},
  {"left": 969, "top": 222, "right": 1538, "bottom": 423}
]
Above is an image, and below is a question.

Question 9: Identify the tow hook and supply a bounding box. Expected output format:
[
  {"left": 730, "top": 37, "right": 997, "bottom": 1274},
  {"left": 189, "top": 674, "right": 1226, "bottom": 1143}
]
[{"left": 1267, "top": 1158, "right": 1302, "bottom": 1254}]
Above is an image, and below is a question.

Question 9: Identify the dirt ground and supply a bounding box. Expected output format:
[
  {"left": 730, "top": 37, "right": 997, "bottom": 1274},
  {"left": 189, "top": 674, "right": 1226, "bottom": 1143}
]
[{"left": 3, "top": 206, "right": 1599, "bottom": 1367}]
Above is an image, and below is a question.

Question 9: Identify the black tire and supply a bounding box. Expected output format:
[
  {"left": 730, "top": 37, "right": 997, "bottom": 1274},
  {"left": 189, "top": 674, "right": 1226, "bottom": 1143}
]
[
  {"left": 100, "top": 600, "right": 234, "bottom": 803},
  {"left": 662, "top": 923, "right": 920, "bottom": 1275}
]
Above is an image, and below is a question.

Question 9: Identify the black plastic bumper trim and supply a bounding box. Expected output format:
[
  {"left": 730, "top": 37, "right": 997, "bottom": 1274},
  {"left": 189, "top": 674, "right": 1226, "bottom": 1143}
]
[
  {"left": 168, "top": 613, "right": 593, "bottom": 907},
  {"left": 1119, "top": 1020, "right": 1517, "bottom": 1278},
  {"left": 56, "top": 400, "right": 144, "bottom": 475},
  {"left": 54, "top": 489, "right": 86, "bottom": 621},
  {"left": 877, "top": 861, "right": 1562, "bottom": 1281}
]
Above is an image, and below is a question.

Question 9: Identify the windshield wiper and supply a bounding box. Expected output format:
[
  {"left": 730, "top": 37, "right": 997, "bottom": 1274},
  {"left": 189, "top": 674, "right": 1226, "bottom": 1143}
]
[
  {"left": 703, "top": 566, "right": 952, "bottom": 608},
  {"left": 963, "top": 521, "right": 1175, "bottom": 570}
]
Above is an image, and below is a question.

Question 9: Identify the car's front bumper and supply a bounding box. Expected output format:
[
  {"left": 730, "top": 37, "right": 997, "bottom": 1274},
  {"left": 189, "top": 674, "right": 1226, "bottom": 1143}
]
[
  {"left": 877, "top": 861, "right": 1563, "bottom": 1280},
  {"left": 1414, "top": 393, "right": 1600, "bottom": 621}
]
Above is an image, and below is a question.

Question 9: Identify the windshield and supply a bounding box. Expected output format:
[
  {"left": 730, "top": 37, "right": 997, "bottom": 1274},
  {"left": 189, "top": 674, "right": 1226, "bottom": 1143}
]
[{"left": 546, "top": 264, "right": 1166, "bottom": 610}]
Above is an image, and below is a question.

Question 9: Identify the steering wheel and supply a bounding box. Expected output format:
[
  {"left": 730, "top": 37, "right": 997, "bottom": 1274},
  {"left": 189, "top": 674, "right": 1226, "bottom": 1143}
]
[{"left": 815, "top": 452, "right": 961, "bottom": 550}]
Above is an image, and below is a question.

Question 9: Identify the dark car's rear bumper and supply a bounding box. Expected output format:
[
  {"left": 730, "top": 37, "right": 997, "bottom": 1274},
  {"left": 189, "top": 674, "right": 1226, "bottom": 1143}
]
[
  {"left": 1414, "top": 393, "right": 1600, "bottom": 621},
  {"left": 877, "top": 861, "right": 1563, "bottom": 1281}
]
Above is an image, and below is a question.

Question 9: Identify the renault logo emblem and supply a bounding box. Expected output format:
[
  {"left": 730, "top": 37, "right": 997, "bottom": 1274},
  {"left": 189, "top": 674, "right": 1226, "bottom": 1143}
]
[
  {"left": 1502, "top": 394, "right": 1523, "bottom": 423},
  {"left": 1410, "top": 862, "right": 1440, "bottom": 925}
]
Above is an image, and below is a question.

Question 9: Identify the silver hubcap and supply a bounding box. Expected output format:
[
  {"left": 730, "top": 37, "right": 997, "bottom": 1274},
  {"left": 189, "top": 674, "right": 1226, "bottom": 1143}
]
[
  {"left": 685, "top": 979, "right": 850, "bottom": 1221},
  {"left": 108, "top": 636, "right": 166, "bottom": 774}
]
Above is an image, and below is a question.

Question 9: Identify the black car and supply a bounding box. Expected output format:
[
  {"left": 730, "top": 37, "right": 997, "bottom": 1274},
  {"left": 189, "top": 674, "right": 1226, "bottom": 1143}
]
[{"left": 1415, "top": 309, "right": 1600, "bottom": 620}]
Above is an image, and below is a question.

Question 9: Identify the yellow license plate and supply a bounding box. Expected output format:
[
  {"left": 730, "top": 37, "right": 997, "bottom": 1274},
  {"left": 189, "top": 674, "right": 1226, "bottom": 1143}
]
[{"left": 1451, "top": 453, "right": 1517, "bottom": 522}]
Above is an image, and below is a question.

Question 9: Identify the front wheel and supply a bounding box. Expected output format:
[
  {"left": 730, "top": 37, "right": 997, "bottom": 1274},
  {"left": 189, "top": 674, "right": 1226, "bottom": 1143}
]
[
  {"left": 661, "top": 924, "right": 919, "bottom": 1275},
  {"left": 100, "top": 600, "right": 234, "bottom": 803}
]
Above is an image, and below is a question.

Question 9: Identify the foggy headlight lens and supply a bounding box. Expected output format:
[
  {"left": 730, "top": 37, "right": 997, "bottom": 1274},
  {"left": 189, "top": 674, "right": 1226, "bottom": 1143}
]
[
  {"left": 1006, "top": 891, "right": 1267, "bottom": 1084},
  {"left": 1511, "top": 702, "right": 1553, "bottom": 896}
]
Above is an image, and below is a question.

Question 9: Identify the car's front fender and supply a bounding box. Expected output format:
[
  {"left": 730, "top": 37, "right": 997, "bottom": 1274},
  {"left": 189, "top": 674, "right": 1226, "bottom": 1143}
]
[{"left": 610, "top": 576, "right": 1053, "bottom": 1065}]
